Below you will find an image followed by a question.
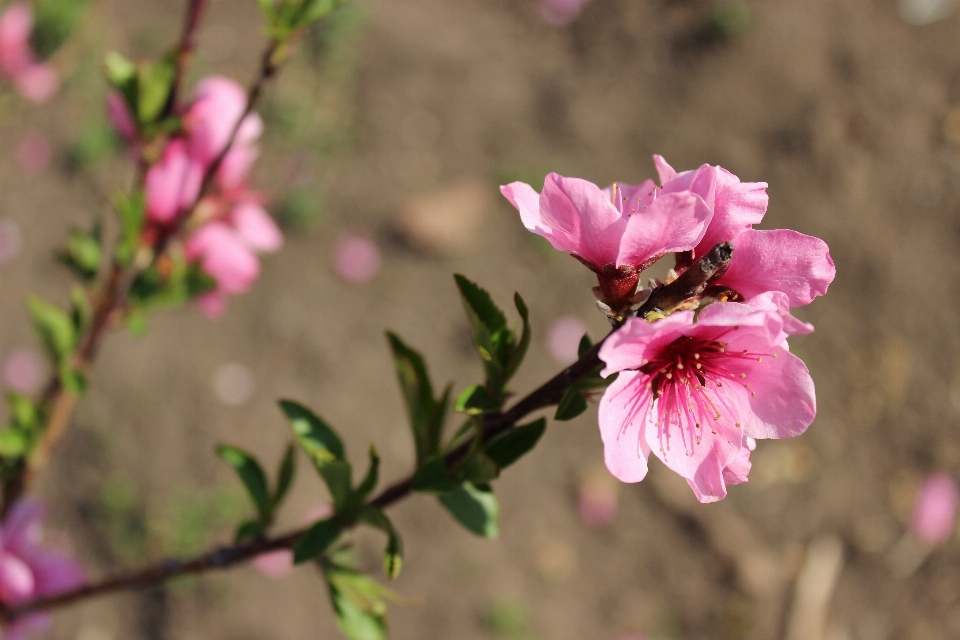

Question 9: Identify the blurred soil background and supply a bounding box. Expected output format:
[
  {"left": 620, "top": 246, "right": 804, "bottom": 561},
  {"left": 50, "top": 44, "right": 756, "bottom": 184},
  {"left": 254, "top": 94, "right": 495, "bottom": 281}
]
[{"left": 0, "top": 0, "right": 959, "bottom": 638}]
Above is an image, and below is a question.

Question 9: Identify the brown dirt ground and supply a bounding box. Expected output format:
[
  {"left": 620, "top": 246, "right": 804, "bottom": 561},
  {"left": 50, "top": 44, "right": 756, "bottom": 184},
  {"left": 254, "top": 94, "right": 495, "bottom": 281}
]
[{"left": 2, "top": 0, "right": 960, "bottom": 638}]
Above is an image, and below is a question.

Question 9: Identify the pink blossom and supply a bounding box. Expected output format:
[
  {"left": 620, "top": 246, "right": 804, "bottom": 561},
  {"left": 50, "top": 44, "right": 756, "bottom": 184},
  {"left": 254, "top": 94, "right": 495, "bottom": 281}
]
[
  {"left": 0, "top": 500, "right": 85, "bottom": 639},
  {"left": 183, "top": 75, "right": 262, "bottom": 188},
  {"left": 252, "top": 549, "right": 293, "bottom": 578},
  {"left": 2, "top": 348, "right": 42, "bottom": 394},
  {"left": 911, "top": 472, "right": 959, "bottom": 545},
  {"left": 501, "top": 170, "right": 712, "bottom": 311},
  {"left": 333, "top": 234, "right": 381, "bottom": 284},
  {"left": 540, "top": 0, "right": 592, "bottom": 25},
  {"left": 0, "top": 3, "right": 58, "bottom": 104},
  {"left": 230, "top": 201, "right": 283, "bottom": 253},
  {"left": 597, "top": 301, "right": 816, "bottom": 502},
  {"left": 656, "top": 156, "right": 835, "bottom": 308},
  {"left": 145, "top": 139, "right": 204, "bottom": 225},
  {"left": 185, "top": 221, "right": 260, "bottom": 295}
]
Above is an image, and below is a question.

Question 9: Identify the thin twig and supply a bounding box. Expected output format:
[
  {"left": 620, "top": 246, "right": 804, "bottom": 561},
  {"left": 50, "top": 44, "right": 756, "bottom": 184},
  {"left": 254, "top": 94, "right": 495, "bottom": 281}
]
[{"left": 2, "top": 246, "right": 732, "bottom": 620}]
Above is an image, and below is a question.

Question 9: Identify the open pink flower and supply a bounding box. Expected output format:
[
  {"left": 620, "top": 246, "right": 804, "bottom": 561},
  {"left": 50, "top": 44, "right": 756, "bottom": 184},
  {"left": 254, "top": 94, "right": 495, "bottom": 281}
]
[
  {"left": 0, "top": 2, "right": 58, "bottom": 104},
  {"left": 501, "top": 169, "right": 712, "bottom": 311},
  {"left": 145, "top": 139, "right": 204, "bottom": 225},
  {"left": 597, "top": 301, "right": 816, "bottom": 502},
  {"left": 0, "top": 500, "right": 85, "bottom": 639},
  {"left": 656, "top": 156, "right": 835, "bottom": 308}
]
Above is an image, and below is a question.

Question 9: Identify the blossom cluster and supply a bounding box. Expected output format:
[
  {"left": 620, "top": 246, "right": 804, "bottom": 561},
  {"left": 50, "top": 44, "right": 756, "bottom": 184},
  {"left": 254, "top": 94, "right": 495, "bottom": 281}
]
[
  {"left": 0, "top": 2, "right": 58, "bottom": 103},
  {"left": 502, "top": 156, "right": 835, "bottom": 502},
  {"left": 108, "top": 76, "right": 283, "bottom": 318}
]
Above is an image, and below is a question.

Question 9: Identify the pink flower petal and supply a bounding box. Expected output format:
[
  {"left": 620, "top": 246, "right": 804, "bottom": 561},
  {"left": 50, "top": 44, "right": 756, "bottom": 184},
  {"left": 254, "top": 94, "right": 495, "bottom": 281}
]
[
  {"left": 252, "top": 549, "right": 293, "bottom": 578},
  {"left": 3, "top": 500, "right": 46, "bottom": 557},
  {"left": 0, "top": 3, "right": 33, "bottom": 76},
  {"left": 230, "top": 202, "right": 282, "bottom": 253},
  {"left": 106, "top": 92, "right": 137, "bottom": 142},
  {"left": 546, "top": 316, "right": 587, "bottom": 365},
  {"left": 693, "top": 167, "right": 768, "bottom": 257},
  {"left": 911, "top": 472, "right": 959, "bottom": 545},
  {"left": 185, "top": 222, "right": 260, "bottom": 294},
  {"left": 716, "top": 228, "right": 836, "bottom": 307},
  {"left": 539, "top": 172, "right": 626, "bottom": 267},
  {"left": 333, "top": 234, "right": 380, "bottom": 284},
  {"left": 2, "top": 348, "right": 42, "bottom": 394},
  {"left": 185, "top": 76, "right": 255, "bottom": 167},
  {"left": 0, "top": 553, "right": 35, "bottom": 605},
  {"left": 617, "top": 191, "right": 711, "bottom": 266},
  {"left": 29, "top": 550, "right": 85, "bottom": 597},
  {"left": 13, "top": 63, "right": 58, "bottom": 104},
  {"left": 194, "top": 290, "right": 227, "bottom": 319},
  {"left": 145, "top": 139, "right": 204, "bottom": 224}
]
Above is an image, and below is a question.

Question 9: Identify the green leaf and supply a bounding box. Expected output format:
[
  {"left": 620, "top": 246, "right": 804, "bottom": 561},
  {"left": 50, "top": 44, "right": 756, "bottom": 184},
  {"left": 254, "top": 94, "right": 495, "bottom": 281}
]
[
  {"left": 280, "top": 400, "right": 345, "bottom": 466},
  {"left": 273, "top": 443, "right": 296, "bottom": 509},
  {"left": 7, "top": 394, "right": 37, "bottom": 430},
  {"left": 355, "top": 446, "right": 380, "bottom": 500},
  {"left": 555, "top": 387, "right": 589, "bottom": 421},
  {"left": 454, "top": 385, "right": 496, "bottom": 416},
  {"left": 114, "top": 191, "right": 145, "bottom": 265},
  {"left": 31, "top": 0, "right": 87, "bottom": 59},
  {"left": 438, "top": 482, "right": 499, "bottom": 538},
  {"left": 293, "top": 517, "right": 343, "bottom": 564},
  {"left": 503, "top": 292, "right": 531, "bottom": 382},
  {"left": 136, "top": 54, "right": 177, "bottom": 125},
  {"left": 410, "top": 456, "right": 458, "bottom": 494},
  {"left": 296, "top": 0, "right": 346, "bottom": 27},
  {"left": 577, "top": 332, "right": 593, "bottom": 357},
  {"left": 326, "top": 570, "right": 388, "bottom": 640},
  {"left": 70, "top": 285, "right": 92, "bottom": 332},
  {"left": 217, "top": 445, "right": 271, "bottom": 520},
  {"left": 27, "top": 297, "right": 76, "bottom": 362},
  {"left": 0, "top": 429, "right": 27, "bottom": 457},
  {"left": 234, "top": 519, "right": 265, "bottom": 544},
  {"left": 59, "top": 229, "right": 102, "bottom": 281},
  {"left": 386, "top": 333, "right": 446, "bottom": 463},
  {"left": 454, "top": 274, "right": 506, "bottom": 332},
  {"left": 359, "top": 506, "right": 403, "bottom": 580},
  {"left": 104, "top": 51, "right": 138, "bottom": 113},
  {"left": 319, "top": 460, "right": 353, "bottom": 512},
  {"left": 456, "top": 449, "right": 500, "bottom": 485},
  {"left": 58, "top": 367, "right": 86, "bottom": 395},
  {"left": 485, "top": 419, "right": 546, "bottom": 469}
]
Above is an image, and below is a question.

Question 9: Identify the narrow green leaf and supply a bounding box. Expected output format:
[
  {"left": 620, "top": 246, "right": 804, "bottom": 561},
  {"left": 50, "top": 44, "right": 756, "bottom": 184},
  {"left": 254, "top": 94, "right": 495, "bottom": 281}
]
[
  {"left": 319, "top": 460, "right": 353, "bottom": 512},
  {"left": 59, "top": 230, "right": 102, "bottom": 281},
  {"left": 386, "top": 333, "right": 442, "bottom": 462},
  {"left": 454, "top": 274, "right": 507, "bottom": 332},
  {"left": 555, "top": 387, "right": 589, "bottom": 421},
  {"left": 454, "top": 385, "right": 495, "bottom": 416},
  {"left": 27, "top": 296, "right": 76, "bottom": 361},
  {"left": 104, "top": 51, "right": 136, "bottom": 91},
  {"left": 359, "top": 506, "right": 404, "bottom": 580},
  {"left": 485, "top": 419, "right": 546, "bottom": 469},
  {"left": 136, "top": 54, "right": 177, "bottom": 124},
  {"left": 7, "top": 394, "right": 37, "bottom": 430},
  {"left": 328, "top": 581, "right": 388, "bottom": 640},
  {"left": 114, "top": 191, "right": 144, "bottom": 266},
  {"left": 273, "top": 443, "right": 297, "bottom": 509},
  {"left": 216, "top": 445, "right": 271, "bottom": 519},
  {"left": 293, "top": 517, "right": 343, "bottom": 564},
  {"left": 355, "top": 446, "right": 380, "bottom": 500},
  {"left": 59, "top": 365, "right": 86, "bottom": 396},
  {"left": 577, "top": 332, "right": 593, "bottom": 357},
  {"left": 438, "top": 482, "right": 499, "bottom": 538},
  {"left": 410, "top": 456, "right": 458, "bottom": 494},
  {"left": 279, "top": 399, "right": 345, "bottom": 465},
  {"left": 503, "top": 292, "right": 531, "bottom": 382}
]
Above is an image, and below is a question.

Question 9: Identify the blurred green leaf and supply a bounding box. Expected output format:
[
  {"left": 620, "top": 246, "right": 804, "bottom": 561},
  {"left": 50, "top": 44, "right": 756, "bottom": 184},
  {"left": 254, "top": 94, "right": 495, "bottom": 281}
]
[
  {"left": 354, "top": 446, "right": 379, "bottom": 501},
  {"left": 59, "top": 229, "right": 102, "bottom": 281},
  {"left": 455, "top": 385, "right": 496, "bottom": 416},
  {"left": 7, "top": 394, "right": 38, "bottom": 430},
  {"left": 503, "top": 293, "right": 530, "bottom": 382},
  {"left": 555, "top": 387, "right": 588, "bottom": 421},
  {"left": 280, "top": 399, "right": 345, "bottom": 466},
  {"left": 273, "top": 443, "right": 297, "bottom": 509},
  {"left": 326, "top": 570, "right": 388, "bottom": 640},
  {"left": 104, "top": 51, "right": 138, "bottom": 112},
  {"left": 31, "top": 0, "right": 87, "bottom": 59},
  {"left": 216, "top": 445, "right": 271, "bottom": 520},
  {"left": 27, "top": 296, "right": 76, "bottom": 362},
  {"left": 136, "top": 54, "right": 176, "bottom": 125},
  {"left": 234, "top": 519, "right": 266, "bottom": 544},
  {"left": 484, "top": 419, "right": 546, "bottom": 469},
  {"left": 411, "top": 456, "right": 458, "bottom": 494},
  {"left": 438, "top": 482, "right": 499, "bottom": 538},
  {"left": 319, "top": 460, "right": 353, "bottom": 512},
  {"left": 456, "top": 448, "right": 500, "bottom": 485},
  {"left": 0, "top": 429, "right": 28, "bottom": 457},
  {"left": 358, "top": 505, "right": 403, "bottom": 580},
  {"left": 293, "top": 517, "right": 342, "bottom": 564},
  {"left": 114, "top": 191, "right": 144, "bottom": 266}
]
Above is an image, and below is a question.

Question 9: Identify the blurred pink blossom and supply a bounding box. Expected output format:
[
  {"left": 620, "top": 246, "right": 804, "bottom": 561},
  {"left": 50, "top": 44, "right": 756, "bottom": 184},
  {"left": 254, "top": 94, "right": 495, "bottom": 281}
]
[
  {"left": 2, "top": 348, "right": 42, "bottom": 394},
  {"left": 105, "top": 92, "right": 137, "bottom": 143},
  {"left": 0, "top": 2, "right": 59, "bottom": 103},
  {"left": 15, "top": 133, "right": 53, "bottom": 175},
  {"left": 911, "top": 472, "right": 959, "bottom": 545},
  {"left": 145, "top": 139, "right": 204, "bottom": 225},
  {"left": 540, "top": 0, "right": 592, "bottom": 26},
  {"left": 333, "top": 234, "right": 380, "bottom": 284},
  {"left": 0, "top": 500, "right": 85, "bottom": 640},
  {"left": 546, "top": 316, "right": 587, "bottom": 365},
  {"left": 0, "top": 218, "right": 23, "bottom": 264}
]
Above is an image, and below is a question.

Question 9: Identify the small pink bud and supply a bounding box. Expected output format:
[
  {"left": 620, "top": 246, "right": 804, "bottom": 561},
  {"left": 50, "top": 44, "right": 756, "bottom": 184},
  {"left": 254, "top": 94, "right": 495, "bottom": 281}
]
[
  {"left": 911, "top": 472, "right": 959, "bottom": 545},
  {"left": 252, "top": 550, "right": 294, "bottom": 579},
  {"left": 15, "top": 133, "right": 52, "bottom": 175},
  {"left": 0, "top": 218, "right": 22, "bottom": 264},
  {"left": 2, "top": 348, "right": 42, "bottom": 394},
  {"left": 333, "top": 234, "right": 380, "bottom": 284},
  {"left": 546, "top": 316, "right": 587, "bottom": 365}
]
